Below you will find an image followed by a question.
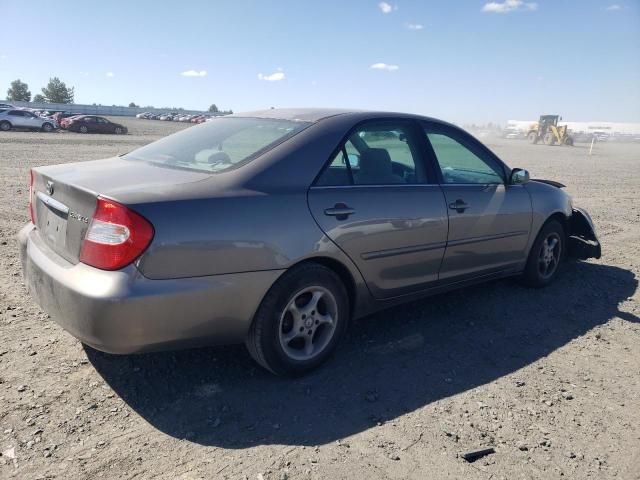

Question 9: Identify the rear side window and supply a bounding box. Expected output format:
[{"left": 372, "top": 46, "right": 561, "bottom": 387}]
[
  {"left": 125, "top": 117, "right": 310, "bottom": 173},
  {"left": 315, "top": 122, "right": 423, "bottom": 186}
]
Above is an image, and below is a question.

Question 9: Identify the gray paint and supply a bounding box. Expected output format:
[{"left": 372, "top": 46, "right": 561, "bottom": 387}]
[{"left": 20, "top": 108, "right": 599, "bottom": 354}]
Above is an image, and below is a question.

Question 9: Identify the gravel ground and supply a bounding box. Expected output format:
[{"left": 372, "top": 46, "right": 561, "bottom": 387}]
[{"left": 0, "top": 118, "right": 639, "bottom": 480}]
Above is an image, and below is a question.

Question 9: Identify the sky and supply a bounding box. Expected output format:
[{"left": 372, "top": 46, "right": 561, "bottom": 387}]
[{"left": 1, "top": 0, "right": 639, "bottom": 124}]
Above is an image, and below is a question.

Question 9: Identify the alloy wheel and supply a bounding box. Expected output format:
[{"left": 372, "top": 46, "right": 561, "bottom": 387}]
[
  {"left": 278, "top": 286, "right": 338, "bottom": 361},
  {"left": 538, "top": 233, "right": 561, "bottom": 279}
]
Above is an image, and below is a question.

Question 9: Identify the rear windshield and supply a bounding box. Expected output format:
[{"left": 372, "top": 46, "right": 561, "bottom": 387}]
[{"left": 124, "top": 117, "right": 310, "bottom": 173}]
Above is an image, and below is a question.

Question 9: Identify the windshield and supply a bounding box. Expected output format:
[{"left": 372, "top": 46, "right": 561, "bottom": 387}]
[{"left": 124, "top": 117, "right": 310, "bottom": 173}]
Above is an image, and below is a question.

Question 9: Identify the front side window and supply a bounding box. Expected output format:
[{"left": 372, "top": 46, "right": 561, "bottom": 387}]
[
  {"left": 125, "top": 117, "right": 310, "bottom": 173},
  {"left": 315, "top": 122, "right": 421, "bottom": 186},
  {"left": 425, "top": 130, "right": 504, "bottom": 184}
]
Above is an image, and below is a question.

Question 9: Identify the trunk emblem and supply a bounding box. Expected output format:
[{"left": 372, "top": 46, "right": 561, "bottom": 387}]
[{"left": 46, "top": 181, "right": 54, "bottom": 195}]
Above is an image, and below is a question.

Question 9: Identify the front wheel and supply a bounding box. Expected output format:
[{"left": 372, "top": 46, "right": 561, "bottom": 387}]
[
  {"left": 115, "top": 127, "right": 123, "bottom": 134},
  {"left": 522, "top": 220, "right": 564, "bottom": 288},
  {"left": 41, "top": 123, "right": 53, "bottom": 132},
  {"left": 543, "top": 132, "right": 556, "bottom": 145},
  {"left": 246, "top": 263, "right": 349, "bottom": 376}
]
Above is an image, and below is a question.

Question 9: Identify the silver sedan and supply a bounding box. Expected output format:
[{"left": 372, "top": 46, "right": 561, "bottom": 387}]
[
  {"left": 0, "top": 109, "right": 57, "bottom": 132},
  {"left": 19, "top": 109, "right": 600, "bottom": 375}
]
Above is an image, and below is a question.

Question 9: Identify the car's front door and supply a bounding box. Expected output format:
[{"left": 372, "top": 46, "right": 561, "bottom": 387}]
[
  {"left": 22, "top": 111, "right": 41, "bottom": 128},
  {"left": 308, "top": 120, "right": 449, "bottom": 299},
  {"left": 95, "top": 117, "right": 111, "bottom": 133},
  {"left": 421, "top": 122, "right": 532, "bottom": 282}
]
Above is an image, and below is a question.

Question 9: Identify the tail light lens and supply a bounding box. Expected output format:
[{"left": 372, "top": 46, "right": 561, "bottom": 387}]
[
  {"left": 29, "top": 170, "right": 35, "bottom": 224},
  {"left": 80, "top": 197, "right": 154, "bottom": 271}
]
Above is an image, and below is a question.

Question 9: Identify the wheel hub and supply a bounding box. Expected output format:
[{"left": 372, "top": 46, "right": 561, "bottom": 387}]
[{"left": 278, "top": 286, "right": 338, "bottom": 361}]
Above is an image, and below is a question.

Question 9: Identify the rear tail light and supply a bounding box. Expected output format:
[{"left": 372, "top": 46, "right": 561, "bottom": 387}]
[
  {"left": 29, "top": 170, "right": 35, "bottom": 224},
  {"left": 80, "top": 197, "right": 154, "bottom": 271}
]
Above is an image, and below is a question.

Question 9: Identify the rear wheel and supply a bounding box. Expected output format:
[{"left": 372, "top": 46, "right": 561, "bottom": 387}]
[
  {"left": 41, "top": 122, "right": 53, "bottom": 133},
  {"left": 246, "top": 263, "right": 349, "bottom": 376},
  {"left": 522, "top": 220, "right": 564, "bottom": 288},
  {"left": 0, "top": 121, "right": 11, "bottom": 132},
  {"left": 528, "top": 131, "right": 538, "bottom": 144},
  {"left": 79, "top": 125, "right": 88, "bottom": 134}
]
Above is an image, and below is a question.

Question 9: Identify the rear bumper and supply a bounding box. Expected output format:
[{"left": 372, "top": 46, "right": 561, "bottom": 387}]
[{"left": 18, "top": 224, "right": 282, "bottom": 354}]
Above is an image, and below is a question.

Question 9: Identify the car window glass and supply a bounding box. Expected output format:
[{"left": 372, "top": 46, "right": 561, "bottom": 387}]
[
  {"left": 315, "top": 149, "right": 352, "bottom": 186},
  {"left": 351, "top": 125, "right": 418, "bottom": 185},
  {"left": 315, "top": 124, "right": 420, "bottom": 186},
  {"left": 426, "top": 132, "right": 503, "bottom": 184},
  {"left": 125, "top": 117, "right": 310, "bottom": 173}
]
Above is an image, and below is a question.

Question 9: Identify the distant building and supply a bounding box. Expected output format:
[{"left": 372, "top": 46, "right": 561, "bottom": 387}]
[{"left": 506, "top": 120, "right": 640, "bottom": 136}]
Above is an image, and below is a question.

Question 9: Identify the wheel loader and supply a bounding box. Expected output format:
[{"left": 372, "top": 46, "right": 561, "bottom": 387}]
[{"left": 527, "top": 115, "right": 574, "bottom": 146}]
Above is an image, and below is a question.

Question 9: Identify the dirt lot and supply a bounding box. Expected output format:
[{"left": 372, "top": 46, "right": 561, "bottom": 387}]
[{"left": 1, "top": 118, "right": 639, "bottom": 480}]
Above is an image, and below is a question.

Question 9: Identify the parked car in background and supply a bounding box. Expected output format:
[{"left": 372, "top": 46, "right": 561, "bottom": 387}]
[
  {"left": 19, "top": 108, "right": 601, "bottom": 376},
  {"left": 53, "top": 112, "right": 82, "bottom": 126},
  {"left": 0, "top": 109, "right": 57, "bottom": 132},
  {"left": 67, "top": 115, "right": 127, "bottom": 134},
  {"left": 59, "top": 115, "right": 85, "bottom": 129},
  {"left": 0, "top": 103, "right": 16, "bottom": 109}
]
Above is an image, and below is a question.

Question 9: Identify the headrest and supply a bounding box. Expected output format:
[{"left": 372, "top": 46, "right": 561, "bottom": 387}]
[{"left": 360, "top": 148, "right": 392, "bottom": 174}]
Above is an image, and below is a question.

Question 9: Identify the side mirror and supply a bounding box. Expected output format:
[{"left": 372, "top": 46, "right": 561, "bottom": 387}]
[{"left": 510, "top": 168, "right": 530, "bottom": 185}]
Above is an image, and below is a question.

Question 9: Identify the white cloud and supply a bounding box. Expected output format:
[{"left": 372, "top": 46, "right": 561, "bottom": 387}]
[
  {"left": 105, "top": 72, "right": 115, "bottom": 77},
  {"left": 378, "top": 2, "right": 396, "bottom": 14},
  {"left": 258, "top": 70, "right": 285, "bottom": 81},
  {"left": 370, "top": 63, "right": 399, "bottom": 71},
  {"left": 606, "top": 4, "right": 622, "bottom": 10},
  {"left": 180, "top": 70, "right": 207, "bottom": 77},
  {"left": 80, "top": 71, "right": 90, "bottom": 77},
  {"left": 482, "top": 0, "right": 537, "bottom": 13},
  {"left": 405, "top": 23, "right": 424, "bottom": 30}
]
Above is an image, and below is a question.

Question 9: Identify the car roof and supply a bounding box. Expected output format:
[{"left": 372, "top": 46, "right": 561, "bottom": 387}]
[{"left": 230, "top": 107, "right": 448, "bottom": 125}]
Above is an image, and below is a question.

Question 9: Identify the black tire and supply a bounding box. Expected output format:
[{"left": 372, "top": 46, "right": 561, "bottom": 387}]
[
  {"left": 522, "top": 220, "right": 565, "bottom": 288},
  {"left": 41, "top": 122, "right": 53, "bottom": 133},
  {"left": 246, "top": 263, "right": 349, "bottom": 376},
  {"left": 564, "top": 136, "right": 574, "bottom": 146},
  {"left": 115, "top": 127, "right": 123, "bottom": 134},
  {"left": 543, "top": 132, "right": 556, "bottom": 146},
  {"left": 528, "top": 131, "right": 538, "bottom": 144},
  {"left": 79, "top": 125, "right": 88, "bottom": 134},
  {"left": 0, "top": 121, "right": 11, "bottom": 132}
]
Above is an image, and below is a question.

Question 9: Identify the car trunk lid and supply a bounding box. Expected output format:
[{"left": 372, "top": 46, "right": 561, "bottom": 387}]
[{"left": 31, "top": 156, "right": 213, "bottom": 264}]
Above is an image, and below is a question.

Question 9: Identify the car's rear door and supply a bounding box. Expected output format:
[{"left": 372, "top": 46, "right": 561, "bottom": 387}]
[
  {"left": 421, "top": 122, "right": 532, "bottom": 282},
  {"left": 308, "top": 119, "right": 448, "bottom": 299}
]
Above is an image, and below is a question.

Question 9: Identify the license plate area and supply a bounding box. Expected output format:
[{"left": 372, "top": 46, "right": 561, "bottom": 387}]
[{"left": 37, "top": 192, "right": 69, "bottom": 250}]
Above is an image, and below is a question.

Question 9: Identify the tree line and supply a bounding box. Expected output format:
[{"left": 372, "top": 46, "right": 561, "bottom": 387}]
[
  {"left": 5, "top": 78, "right": 231, "bottom": 113},
  {"left": 7, "top": 78, "right": 74, "bottom": 104}
]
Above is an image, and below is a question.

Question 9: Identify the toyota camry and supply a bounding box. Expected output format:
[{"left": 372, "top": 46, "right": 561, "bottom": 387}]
[{"left": 19, "top": 109, "right": 601, "bottom": 375}]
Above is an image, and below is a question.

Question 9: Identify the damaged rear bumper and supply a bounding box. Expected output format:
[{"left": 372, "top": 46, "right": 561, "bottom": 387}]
[{"left": 568, "top": 207, "right": 601, "bottom": 260}]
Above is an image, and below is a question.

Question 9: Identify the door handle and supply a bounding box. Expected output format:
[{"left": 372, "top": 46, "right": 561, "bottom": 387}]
[
  {"left": 324, "top": 203, "right": 355, "bottom": 220},
  {"left": 448, "top": 199, "right": 469, "bottom": 213}
]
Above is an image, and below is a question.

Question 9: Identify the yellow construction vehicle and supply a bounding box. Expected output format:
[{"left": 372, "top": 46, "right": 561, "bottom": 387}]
[{"left": 527, "top": 115, "right": 574, "bottom": 146}]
